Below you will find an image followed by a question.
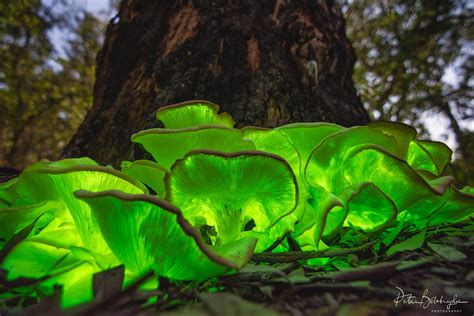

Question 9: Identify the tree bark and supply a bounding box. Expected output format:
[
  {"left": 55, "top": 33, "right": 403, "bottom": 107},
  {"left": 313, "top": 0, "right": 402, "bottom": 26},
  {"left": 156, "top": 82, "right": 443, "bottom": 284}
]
[{"left": 62, "top": 0, "right": 368, "bottom": 166}]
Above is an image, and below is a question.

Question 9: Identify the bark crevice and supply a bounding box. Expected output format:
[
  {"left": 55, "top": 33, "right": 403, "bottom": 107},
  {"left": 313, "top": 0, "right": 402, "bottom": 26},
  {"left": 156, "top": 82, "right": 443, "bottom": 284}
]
[{"left": 63, "top": 0, "right": 368, "bottom": 166}]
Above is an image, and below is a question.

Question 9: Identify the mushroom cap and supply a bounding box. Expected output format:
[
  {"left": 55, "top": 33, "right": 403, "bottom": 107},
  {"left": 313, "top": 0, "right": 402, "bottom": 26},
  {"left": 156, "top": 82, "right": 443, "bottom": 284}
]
[
  {"left": 0, "top": 209, "right": 102, "bottom": 308},
  {"left": 0, "top": 200, "right": 61, "bottom": 246},
  {"left": 304, "top": 124, "right": 415, "bottom": 184},
  {"left": 301, "top": 122, "right": 457, "bottom": 248},
  {"left": 156, "top": 100, "right": 235, "bottom": 129},
  {"left": 276, "top": 122, "right": 343, "bottom": 176},
  {"left": 242, "top": 124, "right": 346, "bottom": 236},
  {"left": 241, "top": 127, "right": 304, "bottom": 222},
  {"left": 407, "top": 140, "right": 452, "bottom": 176},
  {"left": 15, "top": 159, "right": 147, "bottom": 254},
  {"left": 407, "top": 186, "right": 474, "bottom": 227},
  {"left": 292, "top": 185, "right": 343, "bottom": 249},
  {"left": 75, "top": 190, "right": 258, "bottom": 280},
  {"left": 165, "top": 150, "right": 298, "bottom": 251},
  {"left": 367, "top": 121, "right": 417, "bottom": 158},
  {"left": 132, "top": 126, "right": 255, "bottom": 170},
  {"left": 121, "top": 160, "right": 167, "bottom": 197},
  {"left": 307, "top": 144, "right": 447, "bottom": 213},
  {"left": 341, "top": 182, "right": 397, "bottom": 232},
  {"left": 242, "top": 127, "right": 300, "bottom": 171},
  {"left": 0, "top": 177, "right": 18, "bottom": 208}
]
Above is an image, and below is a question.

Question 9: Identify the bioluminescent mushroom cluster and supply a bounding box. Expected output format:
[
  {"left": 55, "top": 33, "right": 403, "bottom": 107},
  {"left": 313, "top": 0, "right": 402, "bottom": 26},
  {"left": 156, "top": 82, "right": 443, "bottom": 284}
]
[{"left": 0, "top": 101, "right": 473, "bottom": 308}]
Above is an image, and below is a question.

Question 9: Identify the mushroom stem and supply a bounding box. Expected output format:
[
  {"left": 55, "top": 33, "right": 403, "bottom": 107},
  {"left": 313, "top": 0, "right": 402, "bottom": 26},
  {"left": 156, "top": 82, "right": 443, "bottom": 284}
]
[{"left": 214, "top": 205, "right": 242, "bottom": 245}]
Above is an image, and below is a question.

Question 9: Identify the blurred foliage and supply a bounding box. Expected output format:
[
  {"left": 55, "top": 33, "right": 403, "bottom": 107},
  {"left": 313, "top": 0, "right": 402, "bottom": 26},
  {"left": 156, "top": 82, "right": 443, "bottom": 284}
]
[
  {"left": 0, "top": 0, "right": 105, "bottom": 168},
  {"left": 342, "top": 0, "right": 474, "bottom": 185}
]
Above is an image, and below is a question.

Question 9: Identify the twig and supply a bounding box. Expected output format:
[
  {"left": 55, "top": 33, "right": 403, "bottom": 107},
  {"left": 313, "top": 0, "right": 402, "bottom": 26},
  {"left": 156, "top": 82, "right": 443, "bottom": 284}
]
[
  {"left": 295, "top": 282, "right": 398, "bottom": 297},
  {"left": 251, "top": 240, "right": 378, "bottom": 263}
]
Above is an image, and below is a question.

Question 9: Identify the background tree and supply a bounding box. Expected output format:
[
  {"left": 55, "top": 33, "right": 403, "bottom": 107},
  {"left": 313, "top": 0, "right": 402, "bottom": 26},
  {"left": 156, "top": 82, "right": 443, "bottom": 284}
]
[
  {"left": 62, "top": 0, "right": 369, "bottom": 166},
  {"left": 0, "top": 0, "right": 104, "bottom": 168},
  {"left": 342, "top": 0, "right": 473, "bottom": 184},
  {"left": 2, "top": 1, "right": 472, "bottom": 186}
]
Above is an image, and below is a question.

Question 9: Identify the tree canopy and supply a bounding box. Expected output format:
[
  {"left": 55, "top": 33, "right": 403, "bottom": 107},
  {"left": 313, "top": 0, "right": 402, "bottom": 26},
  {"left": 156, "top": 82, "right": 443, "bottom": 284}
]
[
  {"left": 0, "top": 0, "right": 104, "bottom": 168},
  {"left": 343, "top": 0, "right": 473, "bottom": 184}
]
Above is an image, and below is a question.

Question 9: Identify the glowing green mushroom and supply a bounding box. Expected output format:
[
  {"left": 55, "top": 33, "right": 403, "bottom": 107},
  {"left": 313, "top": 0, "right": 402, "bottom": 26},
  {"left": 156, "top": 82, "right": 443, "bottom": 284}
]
[
  {"left": 0, "top": 177, "right": 18, "bottom": 208},
  {"left": 294, "top": 181, "right": 399, "bottom": 249},
  {"left": 407, "top": 140, "right": 452, "bottom": 176},
  {"left": 304, "top": 124, "right": 414, "bottom": 184},
  {"left": 0, "top": 200, "right": 61, "bottom": 247},
  {"left": 275, "top": 123, "right": 346, "bottom": 240},
  {"left": 41, "top": 261, "right": 97, "bottom": 307},
  {"left": 0, "top": 212, "right": 101, "bottom": 308},
  {"left": 305, "top": 123, "right": 450, "bottom": 199},
  {"left": 15, "top": 159, "right": 147, "bottom": 254},
  {"left": 339, "top": 146, "right": 451, "bottom": 206},
  {"left": 121, "top": 160, "right": 167, "bottom": 197},
  {"left": 241, "top": 124, "right": 343, "bottom": 229},
  {"left": 165, "top": 150, "right": 298, "bottom": 251},
  {"left": 293, "top": 185, "right": 343, "bottom": 250},
  {"left": 3, "top": 239, "right": 83, "bottom": 281},
  {"left": 276, "top": 122, "right": 344, "bottom": 176},
  {"left": 156, "top": 100, "right": 235, "bottom": 129},
  {"left": 308, "top": 144, "right": 451, "bottom": 227},
  {"left": 241, "top": 127, "right": 300, "bottom": 170},
  {"left": 75, "top": 190, "right": 258, "bottom": 280},
  {"left": 341, "top": 182, "right": 397, "bottom": 231},
  {"left": 0, "top": 158, "right": 148, "bottom": 308},
  {"left": 3, "top": 244, "right": 106, "bottom": 308},
  {"left": 242, "top": 124, "right": 402, "bottom": 242},
  {"left": 367, "top": 121, "right": 417, "bottom": 158},
  {"left": 241, "top": 127, "right": 302, "bottom": 225},
  {"left": 418, "top": 140, "right": 452, "bottom": 173},
  {"left": 132, "top": 126, "right": 255, "bottom": 170},
  {"left": 302, "top": 123, "right": 453, "bottom": 248},
  {"left": 241, "top": 124, "right": 348, "bottom": 250},
  {"left": 414, "top": 186, "right": 474, "bottom": 226}
]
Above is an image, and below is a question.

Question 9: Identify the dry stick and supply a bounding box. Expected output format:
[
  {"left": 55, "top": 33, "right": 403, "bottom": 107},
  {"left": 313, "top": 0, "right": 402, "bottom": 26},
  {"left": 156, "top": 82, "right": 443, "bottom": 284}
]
[
  {"left": 251, "top": 240, "right": 379, "bottom": 263},
  {"left": 296, "top": 282, "right": 398, "bottom": 297}
]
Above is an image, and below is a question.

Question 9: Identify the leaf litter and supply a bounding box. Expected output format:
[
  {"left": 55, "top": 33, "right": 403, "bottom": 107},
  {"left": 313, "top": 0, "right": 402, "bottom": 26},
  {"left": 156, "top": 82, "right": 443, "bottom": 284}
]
[{"left": 1, "top": 220, "right": 472, "bottom": 315}]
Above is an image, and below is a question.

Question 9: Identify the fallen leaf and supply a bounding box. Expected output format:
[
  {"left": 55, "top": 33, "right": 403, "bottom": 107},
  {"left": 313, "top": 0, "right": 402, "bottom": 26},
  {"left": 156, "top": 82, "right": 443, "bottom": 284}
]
[
  {"left": 259, "top": 285, "right": 274, "bottom": 299},
  {"left": 286, "top": 268, "right": 311, "bottom": 284},
  {"left": 198, "top": 292, "right": 281, "bottom": 316},
  {"left": 427, "top": 242, "right": 467, "bottom": 261},
  {"left": 386, "top": 227, "right": 427, "bottom": 256},
  {"left": 466, "top": 270, "right": 474, "bottom": 282},
  {"left": 382, "top": 219, "right": 405, "bottom": 247},
  {"left": 270, "top": 267, "right": 311, "bottom": 284},
  {"left": 0, "top": 214, "right": 48, "bottom": 263}
]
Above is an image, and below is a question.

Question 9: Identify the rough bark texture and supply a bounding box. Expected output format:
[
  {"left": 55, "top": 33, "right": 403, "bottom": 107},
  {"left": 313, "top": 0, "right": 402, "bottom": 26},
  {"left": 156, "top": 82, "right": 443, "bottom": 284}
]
[{"left": 62, "top": 0, "right": 368, "bottom": 166}]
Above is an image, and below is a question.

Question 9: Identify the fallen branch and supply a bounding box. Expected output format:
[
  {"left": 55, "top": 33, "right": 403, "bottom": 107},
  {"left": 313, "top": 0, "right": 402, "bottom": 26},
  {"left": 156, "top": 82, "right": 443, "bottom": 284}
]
[
  {"left": 251, "top": 240, "right": 378, "bottom": 263},
  {"left": 295, "top": 282, "right": 398, "bottom": 297}
]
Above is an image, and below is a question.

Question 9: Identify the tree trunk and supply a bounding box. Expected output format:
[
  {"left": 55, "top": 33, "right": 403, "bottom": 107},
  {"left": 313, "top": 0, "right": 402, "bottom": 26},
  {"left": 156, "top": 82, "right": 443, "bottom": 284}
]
[{"left": 62, "top": 0, "right": 368, "bottom": 166}]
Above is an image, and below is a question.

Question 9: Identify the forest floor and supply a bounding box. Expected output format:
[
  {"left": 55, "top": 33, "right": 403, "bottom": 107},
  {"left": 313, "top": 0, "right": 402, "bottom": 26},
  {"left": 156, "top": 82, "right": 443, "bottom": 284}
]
[{"left": 20, "top": 220, "right": 473, "bottom": 316}]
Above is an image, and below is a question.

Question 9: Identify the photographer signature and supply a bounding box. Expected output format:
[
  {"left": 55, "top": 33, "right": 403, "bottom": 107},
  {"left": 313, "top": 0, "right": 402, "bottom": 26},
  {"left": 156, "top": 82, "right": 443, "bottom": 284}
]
[{"left": 393, "top": 287, "right": 468, "bottom": 310}]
